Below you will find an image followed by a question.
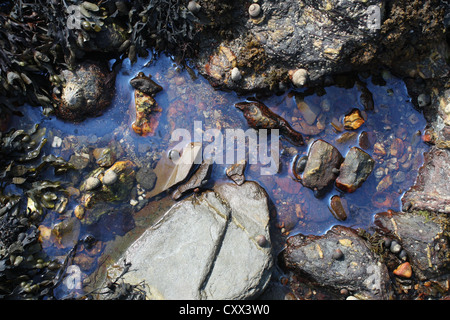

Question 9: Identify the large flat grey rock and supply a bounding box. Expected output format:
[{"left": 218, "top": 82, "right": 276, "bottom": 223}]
[{"left": 104, "top": 181, "right": 273, "bottom": 300}]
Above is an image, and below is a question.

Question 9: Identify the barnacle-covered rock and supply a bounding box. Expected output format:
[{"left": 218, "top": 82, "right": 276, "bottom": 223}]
[{"left": 54, "top": 61, "right": 116, "bottom": 122}]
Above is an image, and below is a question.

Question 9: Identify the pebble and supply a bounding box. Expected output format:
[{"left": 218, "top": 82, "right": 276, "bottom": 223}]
[
  {"left": 102, "top": 170, "right": 118, "bottom": 185},
  {"left": 255, "top": 235, "right": 267, "bottom": 247},
  {"left": 332, "top": 248, "right": 344, "bottom": 260},
  {"left": 390, "top": 240, "right": 402, "bottom": 254},
  {"left": 85, "top": 176, "right": 101, "bottom": 191},
  {"left": 231, "top": 67, "right": 242, "bottom": 81},
  {"left": 393, "top": 262, "right": 412, "bottom": 278},
  {"left": 74, "top": 205, "right": 85, "bottom": 220}
]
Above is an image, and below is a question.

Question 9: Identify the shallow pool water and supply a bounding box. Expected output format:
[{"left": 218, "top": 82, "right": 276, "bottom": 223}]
[{"left": 5, "top": 52, "right": 429, "bottom": 298}]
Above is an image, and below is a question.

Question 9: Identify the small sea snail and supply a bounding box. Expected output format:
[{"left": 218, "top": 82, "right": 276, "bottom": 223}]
[{"left": 248, "top": 3, "right": 261, "bottom": 18}]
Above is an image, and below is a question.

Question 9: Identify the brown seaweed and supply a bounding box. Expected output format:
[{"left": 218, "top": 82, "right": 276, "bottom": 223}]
[{"left": 235, "top": 100, "right": 304, "bottom": 146}]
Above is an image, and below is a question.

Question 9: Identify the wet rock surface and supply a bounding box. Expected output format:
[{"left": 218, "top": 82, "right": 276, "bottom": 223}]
[
  {"left": 235, "top": 100, "right": 304, "bottom": 146},
  {"left": 374, "top": 210, "right": 450, "bottom": 281},
  {"left": 101, "top": 181, "right": 273, "bottom": 300},
  {"left": 282, "top": 225, "right": 393, "bottom": 299},
  {"left": 336, "top": 147, "right": 375, "bottom": 193},
  {"left": 193, "top": 0, "right": 448, "bottom": 93},
  {"left": 402, "top": 147, "right": 450, "bottom": 214},
  {"left": 300, "top": 139, "right": 343, "bottom": 193}
]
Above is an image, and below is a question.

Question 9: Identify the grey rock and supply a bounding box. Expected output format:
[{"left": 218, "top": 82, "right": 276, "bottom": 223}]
[
  {"left": 335, "top": 147, "right": 375, "bottom": 193},
  {"left": 374, "top": 210, "right": 450, "bottom": 281},
  {"left": 187, "top": 1, "right": 201, "bottom": 14},
  {"left": 402, "top": 147, "right": 450, "bottom": 214},
  {"left": 192, "top": 0, "right": 448, "bottom": 93},
  {"left": 230, "top": 67, "right": 242, "bottom": 82},
  {"left": 102, "top": 170, "right": 118, "bottom": 186},
  {"left": 136, "top": 167, "right": 157, "bottom": 190},
  {"left": 102, "top": 181, "right": 273, "bottom": 299},
  {"left": 85, "top": 176, "right": 101, "bottom": 191},
  {"left": 301, "top": 139, "right": 343, "bottom": 192},
  {"left": 283, "top": 225, "right": 393, "bottom": 299}
]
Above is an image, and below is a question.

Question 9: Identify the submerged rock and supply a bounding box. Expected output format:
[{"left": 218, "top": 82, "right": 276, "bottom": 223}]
[
  {"left": 329, "top": 195, "right": 349, "bottom": 221},
  {"left": 132, "top": 90, "right": 162, "bottom": 137},
  {"left": 282, "top": 225, "right": 393, "bottom": 299},
  {"left": 101, "top": 181, "right": 273, "bottom": 299},
  {"left": 54, "top": 61, "right": 116, "bottom": 122},
  {"left": 335, "top": 147, "right": 375, "bottom": 193},
  {"left": 235, "top": 100, "right": 304, "bottom": 146},
  {"left": 343, "top": 109, "right": 365, "bottom": 130},
  {"left": 301, "top": 139, "right": 343, "bottom": 193},
  {"left": 226, "top": 159, "right": 247, "bottom": 185},
  {"left": 129, "top": 72, "right": 163, "bottom": 96}
]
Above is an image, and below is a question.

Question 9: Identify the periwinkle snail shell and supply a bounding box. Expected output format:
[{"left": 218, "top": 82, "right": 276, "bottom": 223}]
[{"left": 248, "top": 3, "right": 261, "bottom": 18}]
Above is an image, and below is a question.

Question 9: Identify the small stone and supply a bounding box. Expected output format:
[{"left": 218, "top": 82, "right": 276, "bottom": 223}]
[
  {"left": 291, "top": 69, "right": 308, "bottom": 87},
  {"left": 301, "top": 139, "right": 344, "bottom": 192},
  {"left": 130, "top": 199, "right": 138, "bottom": 206},
  {"left": 417, "top": 93, "right": 431, "bottom": 107},
  {"left": 85, "top": 176, "right": 101, "bottom": 191},
  {"left": 332, "top": 248, "right": 344, "bottom": 260},
  {"left": 248, "top": 3, "right": 261, "bottom": 17},
  {"left": 393, "top": 262, "right": 412, "bottom": 278},
  {"left": 136, "top": 167, "right": 157, "bottom": 190},
  {"left": 255, "top": 235, "right": 267, "bottom": 247},
  {"left": 376, "top": 175, "right": 392, "bottom": 193},
  {"left": 102, "top": 170, "right": 118, "bottom": 185},
  {"left": 399, "top": 250, "right": 408, "bottom": 261},
  {"left": 295, "top": 96, "right": 321, "bottom": 125},
  {"left": 374, "top": 167, "right": 385, "bottom": 180},
  {"left": 390, "top": 138, "right": 404, "bottom": 158},
  {"left": 329, "top": 195, "right": 348, "bottom": 221},
  {"left": 230, "top": 67, "right": 242, "bottom": 81},
  {"left": 74, "top": 205, "right": 85, "bottom": 220},
  {"left": 335, "top": 147, "right": 374, "bottom": 193},
  {"left": 390, "top": 240, "right": 402, "bottom": 254},
  {"left": 187, "top": 0, "right": 201, "bottom": 13},
  {"left": 343, "top": 108, "right": 365, "bottom": 130}
]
